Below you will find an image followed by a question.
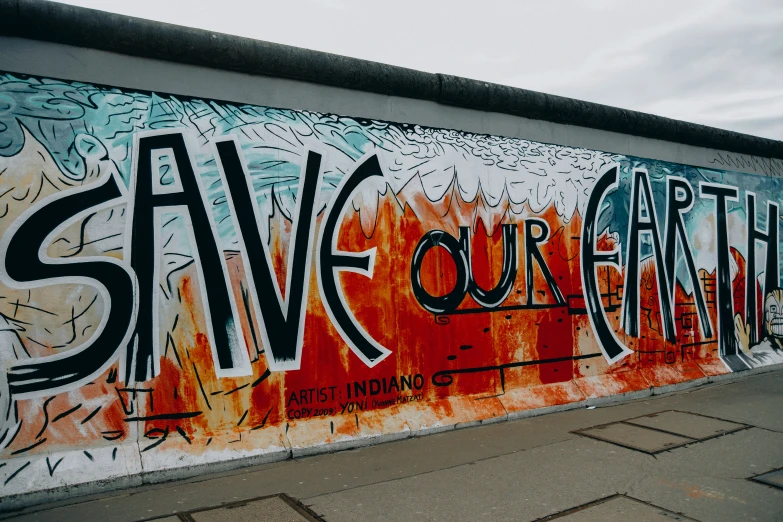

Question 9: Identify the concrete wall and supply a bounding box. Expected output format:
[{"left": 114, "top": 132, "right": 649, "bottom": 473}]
[{"left": 1, "top": 0, "right": 782, "bottom": 509}]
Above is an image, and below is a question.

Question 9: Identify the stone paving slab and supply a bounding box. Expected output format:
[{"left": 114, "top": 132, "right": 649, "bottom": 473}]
[
  {"left": 574, "top": 421, "right": 694, "bottom": 453},
  {"left": 751, "top": 468, "right": 783, "bottom": 490},
  {"left": 305, "top": 426, "right": 783, "bottom": 521},
  {"left": 189, "top": 496, "right": 310, "bottom": 522},
  {"left": 623, "top": 410, "right": 747, "bottom": 440},
  {"left": 541, "top": 495, "right": 696, "bottom": 521}
]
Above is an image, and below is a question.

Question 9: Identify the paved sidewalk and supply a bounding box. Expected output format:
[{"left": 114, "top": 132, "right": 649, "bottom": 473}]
[{"left": 3, "top": 370, "right": 783, "bottom": 521}]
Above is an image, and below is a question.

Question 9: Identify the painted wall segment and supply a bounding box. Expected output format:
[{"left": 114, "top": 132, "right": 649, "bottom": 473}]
[{"left": 0, "top": 72, "right": 781, "bottom": 496}]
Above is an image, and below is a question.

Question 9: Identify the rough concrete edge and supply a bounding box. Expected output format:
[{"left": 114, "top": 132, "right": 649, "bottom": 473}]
[
  {"left": 3, "top": 362, "right": 782, "bottom": 514},
  {"left": 650, "top": 376, "right": 711, "bottom": 396},
  {"left": 140, "top": 447, "right": 292, "bottom": 486},
  {"left": 0, "top": 447, "right": 291, "bottom": 514},
  {"left": 0, "top": 473, "right": 144, "bottom": 514},
  {"left": 290, "top": 429, "right": 411, "bottom": 459},
  {"left": 411, "top": 424, "right": 457, "bottom": 437},
  {"left": 499, "top": 374, "right": 646, "bottom": 422},
  {"left": 506, "top": 401, "right": 583, "bottom": 422},
  {"left": 0, "top": 0, "right": 782, "bottom": 160},
  {"left": 584, "top": 388, "right": 653, "bottom": 407},
  {"left": 705, "top": 361, "right": 783, "bottom": 384},
  {"left": 453, "top": 415, "right": 505, "bottom": 430}
]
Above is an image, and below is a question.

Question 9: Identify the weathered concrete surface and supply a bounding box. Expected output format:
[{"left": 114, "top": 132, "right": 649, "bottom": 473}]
[
  {"left": 189, "top": 496, "right": 311, "bottom": 522},
  {"left": 547, "top": 496, "right": 696, "bottom": 521},
  {"left": 3, "top": 370, "right": 782, "bottom": 521}
]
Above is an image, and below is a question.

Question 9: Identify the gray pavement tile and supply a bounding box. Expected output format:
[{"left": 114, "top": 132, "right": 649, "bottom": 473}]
[
  {"left": 649, "top": 426, "right": 783, "bottom": 479},
  {"left": 751, "top": 468, "right": 783, "bottom": 489},
  {"left": 542, "top": 495, "right": 696, "bottom": 521},
  {"left": 306, "top": 430, "right": 783, "bottom": 522},
  {"left": 189, "top": 496, "right": 310, "bottom": 522},
  {"left": 575, "top": 422, "right": 695, "bottom": 453},
  {"left": 656, "top": 371, "right": 783, "bottom": 432},
  {"left": 305, "top": 437, "right": 657, "bottom": 521},
  {"left": 630, "top": 471, "right": 783, "bottom": 522},
  {"left": 627, "top": 428, "right": 783, "bottom": 522},
  {"left": 624, "top": 410, "right": 747, "bottom": 440},
  {"left": 1, "top": 417, "right": 576, "bottom": 522}
]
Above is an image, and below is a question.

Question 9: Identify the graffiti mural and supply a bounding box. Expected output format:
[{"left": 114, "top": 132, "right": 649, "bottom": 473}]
[{"left": 0, "top": 72, "right": 781, "bottom": 494}]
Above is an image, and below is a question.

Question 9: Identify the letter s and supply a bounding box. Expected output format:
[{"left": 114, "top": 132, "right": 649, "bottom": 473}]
[{"left": 0, "top": 170, "right": 137, "bottom": 397}]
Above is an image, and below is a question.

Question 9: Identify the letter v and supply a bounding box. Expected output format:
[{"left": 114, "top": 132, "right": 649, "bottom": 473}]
[{"left": 213, "top": 138, "right": 323, "bottom": 371}]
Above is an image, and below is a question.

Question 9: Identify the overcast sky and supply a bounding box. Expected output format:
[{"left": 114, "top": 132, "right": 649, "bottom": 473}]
[{"left": 56, "top": 0, "right": 783, "bottom": 141}]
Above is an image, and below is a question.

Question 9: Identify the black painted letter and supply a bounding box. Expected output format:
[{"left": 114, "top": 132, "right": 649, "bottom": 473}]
[
  {"left": 580, "top": 166, "right": 632, "bottom": 363},
  {"left": 664, "top": 176, "right": 712, "bottom": 337},
  {"left": 621, "top": 170, "right": 675, "bottom": 343},
  {"left": 214, "top": 139, "right": 322, "bottom": 371},
  {"left": 318, "top": 155, "right": 392, "bottom": 367},
  {"left": 524, "top": 218, "right": 565, "bottom": 305},
  {"left": 1, "top": 172, "right": 136, "bottom": 395},
  {"left": 699, "top": 182, "right": 748, "bottom": 371},
  {"left": 745, "top": 192, "right": 780, "bottom": 344},
  {"left": 463, "top": 224, "right": 518, "bottom": 308},
  {"left": 127, "top": 132, "right": 248, "bottom": 382}
]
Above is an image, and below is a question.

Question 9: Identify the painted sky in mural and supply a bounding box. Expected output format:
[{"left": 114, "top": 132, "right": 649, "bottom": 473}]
[{"left": 0, "top": 72, "right": 781, "bottom": 493}]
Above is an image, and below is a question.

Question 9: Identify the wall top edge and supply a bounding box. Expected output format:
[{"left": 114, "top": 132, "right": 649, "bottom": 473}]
[{"left": 2, "top": 0, "right": 782, "bottom": 160}]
